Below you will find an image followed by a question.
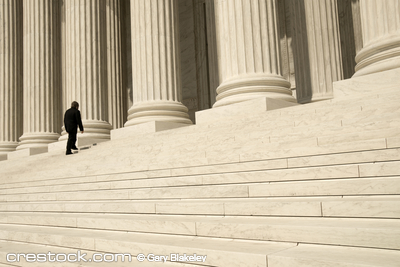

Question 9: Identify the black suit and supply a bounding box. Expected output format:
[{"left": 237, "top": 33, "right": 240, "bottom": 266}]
[{"left": 64, "top": 107, "right": 84, "bottom": 154}]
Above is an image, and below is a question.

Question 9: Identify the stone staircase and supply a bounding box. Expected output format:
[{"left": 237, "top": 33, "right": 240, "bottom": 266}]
[{"left": 0, "top": 75, "right": 400, "bottom": 266}]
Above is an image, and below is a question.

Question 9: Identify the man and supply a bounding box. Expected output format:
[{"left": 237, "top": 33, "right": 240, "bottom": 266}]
[{"left": 64, "top": 101, "right": 84, "bottom": 155}]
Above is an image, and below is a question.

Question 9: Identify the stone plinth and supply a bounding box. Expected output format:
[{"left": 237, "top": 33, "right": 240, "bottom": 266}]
[
  {"left": 112, "top": 121, "right": 189, "bottom": 140},
  {"left": 196, "top": 97, "right": 298, "bottom": 126},
  {"left": 333, "top": 68, "right": 400, "bottom": 98},
  {"left": 7, "top": 147, "right": 48, "bottom": 160}
]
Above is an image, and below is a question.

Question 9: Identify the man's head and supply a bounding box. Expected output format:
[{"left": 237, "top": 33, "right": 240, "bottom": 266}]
[{"left": 71, "top": 101, "right": 79, "bottom": 109}]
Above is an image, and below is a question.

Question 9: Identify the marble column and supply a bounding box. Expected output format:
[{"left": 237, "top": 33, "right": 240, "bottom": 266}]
[
  {"left": 62, "top": 0, "right": 112, "bottom": 140},
  {"left": 213, "top": 0, "right": 294, "bottom": 108},
  {"left": 354, "top": 0, "right": 400, "bottom": 77},
  {"left": 18, "top": 0, "right": 61, "bottom": 150},
  {"left": 291, "top": 0, "right": 343, "bottom": 103},
  {"left": 125, "top": 0, "right": 192, "bottom": 127},
  {"left": 106, "top": 0, "right": 126, "bottom": 129},
  {"left": 0, "top": 0, "right": 23, "bottom": 155}
]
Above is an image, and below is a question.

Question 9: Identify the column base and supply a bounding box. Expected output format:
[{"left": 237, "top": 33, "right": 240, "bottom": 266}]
[
  {"left": 0, "top": 142, "right": 19, "bottom": 155},
  {"left": 354, "top": 36, "right": 400, "bottom": 77},
  {"left": 58, "top": 120, "right": 112, "bottom": 141},
  {"left": 125, "top": 101, "right": 193, "bottom": 127},
  {"left": 213, "top": 75, "right": 295, "bottom": 108},
  {"left": 17, "top": 132, "right": 60, "bottom": 150}
]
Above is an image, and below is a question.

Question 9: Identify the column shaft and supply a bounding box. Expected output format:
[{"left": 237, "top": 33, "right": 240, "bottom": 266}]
[
  {"left": 106, "top": 0, "right": 126, "bottom": 129},
  {"left": 354, "top": 0, "right": 400, "bottom": 76},
  {"left": 291, "top": 0, "right": 343, "bottom": 103},
  {"left": 125, "top": 0, "right": 191, "bottom": 126},
  {"left": 63, "top": 0, "right": 111, "bottom": 140},
  {"left": 213, "top": 0, "right": 294, "bottom": 108},
  {"left": 18, "top": 0, "right": 61, "bottom": 150},
  {"left": 0, "top": 0, "right": 23, "bottom": 155}
]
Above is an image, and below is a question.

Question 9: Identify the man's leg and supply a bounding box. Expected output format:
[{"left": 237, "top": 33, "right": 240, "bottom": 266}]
[
  {"left": 66, "top": 131, "right": 76, "bottom": 155},
  {"left": 71, "top": 132, "right": 77, "bottom": 149}
]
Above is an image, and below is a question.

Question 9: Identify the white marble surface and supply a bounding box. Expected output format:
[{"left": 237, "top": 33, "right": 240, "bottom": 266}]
[
  {"left": 359, "top": 161, "right": 400, "bottom": 177},
  {"left": 129, "top": 184, "right": 249, "bottom": 200},
  {"left": 196, "top": 97, "right": 297, "bottom": 125},
  {"left": 288, "top": 148, "right": 400, "bottom": 168},
  {"left": 322, "top": 199, "right": 400, "bottom": 218},
  {"left": 268, "top": 243, "right": 400, "bottom": 267},
  {"left": 388, "top": 136, "right": 400, "bottom": 148},
  {"left": 249, "top": 177, "right": 400, "bottom": 197},
  {"left": 195, "top": 216, "right": 400, "bottom": 249},
  {"left": 201, "top": 164, "right": 358, "bottom": 185},
  {"left": 334, "top": 68, "right": 400, "bottom": 97}
]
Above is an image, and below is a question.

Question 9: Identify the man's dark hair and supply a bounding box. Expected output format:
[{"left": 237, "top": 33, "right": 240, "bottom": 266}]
[{"left": 71, "top": 101, "right": 79, "bottom": 109}]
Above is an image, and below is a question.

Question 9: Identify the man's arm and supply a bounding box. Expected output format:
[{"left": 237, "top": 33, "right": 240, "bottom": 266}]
[
  {"left": 63, "top": 111, "right": 68, "bottom": 133},
  {"left": 76, "top": 110, "right": 84, "bottom": 133}
]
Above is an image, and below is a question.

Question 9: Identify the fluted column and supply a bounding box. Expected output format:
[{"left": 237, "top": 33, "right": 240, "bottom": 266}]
[
  {"left": 291, "top": 0, "right": 343, "bottom": 103},
  {"left": 125, "top": 0, "right": 192, "bottom": 127},
  {"left": 18, "top": 0, "right": 61, "bottom": 150},
  {"left": 0, "top": 0, "right": 23, "bottom": 155},
  {"left": 354, "top": 0, "right": 400, "bottom": 77},
  {"left": 106, "top": 0, "right": 126, "bottom": 129},
  {"left": 62, "top": 0, "right": 112, "bottom": 140},
  {"left": 213, "top": 0, "right": 294, "bottom": 108}
]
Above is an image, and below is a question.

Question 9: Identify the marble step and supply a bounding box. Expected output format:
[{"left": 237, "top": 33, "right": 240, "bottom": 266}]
[
  {"left": 249, "top": 176, "right": 400, "bottom": 197},
  {"left": 0, "top": 224, "right": 297, "bottom": 267},
  {"left": 0, "top": 213, "right": 399, "bottom": 250},
  {"left": 1, "top": 159, "right": 400, "bottom": 202},
  {"left": 0, "top": 177, "right": 398, "bottom": 205},
  {"left": 2, "top": 129, "right": 398, "bottom": 187},
  {"left": 0, "top": 162, "right": 363, "bottom": 194},
  {"left": 0, "top": 196, "right": 399, "bottom": 218},
  {"left": 3, "top": 146, "right": 400, "bottom": 194},
  {"left": 2, "top": 160, "right": 400, "bottom": 201},
  {"left": 267, "top": 243, "right": 400, "bottom": 267}
]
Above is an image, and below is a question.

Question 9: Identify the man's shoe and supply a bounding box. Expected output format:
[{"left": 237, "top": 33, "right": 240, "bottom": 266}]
[
  {"left": 71, "top": 146, "right": 78, "bottom": 150},
  {"left": 66, "top": 151, "right": 73, "bottom": 155}
]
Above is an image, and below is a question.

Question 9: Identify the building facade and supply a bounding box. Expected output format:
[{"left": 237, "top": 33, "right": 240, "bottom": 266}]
[{"left": 1, "top": 0, "right": 399, "bottom": 156}]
